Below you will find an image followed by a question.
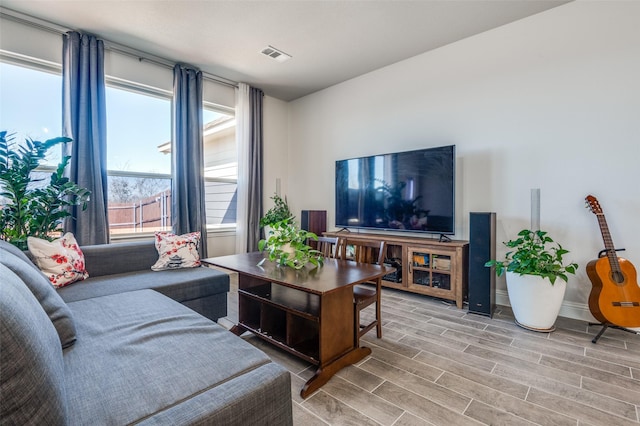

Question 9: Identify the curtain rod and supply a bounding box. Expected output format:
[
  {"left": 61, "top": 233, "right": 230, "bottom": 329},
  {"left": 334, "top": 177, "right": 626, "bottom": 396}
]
[{"left": 0, "top": 7, "right": 239, "bottom": 89}]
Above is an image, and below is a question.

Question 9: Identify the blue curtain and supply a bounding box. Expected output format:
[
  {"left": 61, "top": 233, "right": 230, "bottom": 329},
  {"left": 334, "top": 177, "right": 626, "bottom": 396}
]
[
  {"left": 61, "top": 31, "right": 109, "bottom": 245},
  {"left": 172, "top": 64, "right": 207, "bottom": 257},
  {"left": 247, "top": 87, "right": 263, "bottom": 251}
]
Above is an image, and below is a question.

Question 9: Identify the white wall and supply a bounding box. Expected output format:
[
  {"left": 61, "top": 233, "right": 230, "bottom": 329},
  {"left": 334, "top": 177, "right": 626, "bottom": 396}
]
[
  {"left": 282, "top": 1, "right": 640, "bottom": 321},
  {"left": 263, "top": 96, "right": 290, "bottom": 201}
]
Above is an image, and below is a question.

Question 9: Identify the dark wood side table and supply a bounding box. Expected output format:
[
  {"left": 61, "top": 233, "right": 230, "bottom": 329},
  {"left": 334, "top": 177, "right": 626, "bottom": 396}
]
[{"left": 202, "top": 252, "right": 394, "bottom": 398}]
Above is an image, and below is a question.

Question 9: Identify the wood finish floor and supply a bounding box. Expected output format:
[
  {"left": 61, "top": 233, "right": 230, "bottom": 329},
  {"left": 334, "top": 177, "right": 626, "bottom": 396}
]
[{"left": 238, "top": 287, "right": 640, "bottom": 426}]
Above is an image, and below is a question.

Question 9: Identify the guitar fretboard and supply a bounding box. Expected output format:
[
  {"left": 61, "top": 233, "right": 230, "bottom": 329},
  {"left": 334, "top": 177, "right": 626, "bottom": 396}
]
[{"left": 596, "top": 213, "right": 622, "bottom": 274}]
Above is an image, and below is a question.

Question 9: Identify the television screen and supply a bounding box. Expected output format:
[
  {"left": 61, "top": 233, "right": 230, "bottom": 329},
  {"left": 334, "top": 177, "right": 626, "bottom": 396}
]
[{"left": 335, "top": 145, "right": 455, "bottom": 235}]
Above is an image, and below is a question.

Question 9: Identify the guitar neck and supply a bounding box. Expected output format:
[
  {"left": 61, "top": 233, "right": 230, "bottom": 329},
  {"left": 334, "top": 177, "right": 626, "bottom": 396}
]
[{"left": 596, "top": 213, "right": 621, "bottom": 272}]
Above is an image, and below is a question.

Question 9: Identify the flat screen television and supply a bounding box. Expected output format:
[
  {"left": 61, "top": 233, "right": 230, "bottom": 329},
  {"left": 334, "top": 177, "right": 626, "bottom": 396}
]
[{"left": 335, "top": 145, "right": 455, "bottom": 235}]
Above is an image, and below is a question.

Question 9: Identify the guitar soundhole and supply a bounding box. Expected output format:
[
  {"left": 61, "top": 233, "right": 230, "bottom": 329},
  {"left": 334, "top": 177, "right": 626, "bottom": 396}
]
[{"left": 611, "top": 271, "right": 625, "bottom": 284}]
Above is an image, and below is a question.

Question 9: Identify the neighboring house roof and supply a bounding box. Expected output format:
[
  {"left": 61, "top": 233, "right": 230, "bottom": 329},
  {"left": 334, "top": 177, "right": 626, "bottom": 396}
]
[{"left": 157, "top": 115, "right": 235, "bottom": 154}]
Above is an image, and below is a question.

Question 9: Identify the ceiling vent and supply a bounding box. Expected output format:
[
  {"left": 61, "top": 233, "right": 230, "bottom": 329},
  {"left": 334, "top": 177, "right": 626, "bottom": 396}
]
[{"left": 260, "top": 45, "right": 292, "bottom": 63}]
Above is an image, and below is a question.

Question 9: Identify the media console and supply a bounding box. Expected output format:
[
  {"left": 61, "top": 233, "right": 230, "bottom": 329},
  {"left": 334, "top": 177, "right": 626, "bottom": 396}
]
[{"left": 324, "top": 231, "right": 469, "bottom": 308}]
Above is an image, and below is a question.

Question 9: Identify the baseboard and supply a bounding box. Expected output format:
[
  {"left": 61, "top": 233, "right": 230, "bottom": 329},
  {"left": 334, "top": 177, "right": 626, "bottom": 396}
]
[{"left": 495, "top": 289, "right": 596, "bottom": 323}]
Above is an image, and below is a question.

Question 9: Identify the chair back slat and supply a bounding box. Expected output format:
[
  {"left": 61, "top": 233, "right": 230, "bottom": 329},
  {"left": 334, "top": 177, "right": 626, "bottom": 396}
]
[
  {"left": 316, "top": 236, "right": 339, "bottom": 258},
  {"left": 338, "top": 238, "right": 385, "bottom": 266}
]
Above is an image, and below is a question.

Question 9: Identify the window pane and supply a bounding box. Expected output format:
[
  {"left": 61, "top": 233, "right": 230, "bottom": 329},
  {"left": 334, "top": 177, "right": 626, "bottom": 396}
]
[
  {"left": 203, "top": 108, "right": 237, "bottom": 229},
  {"left": 106, "top": 86, "right": 171, "bottom": 174},
  {"left": 0, "top": 62, "right": 62, "bottom": 166},
  {"left": 107, "top": 176, "right": 171, "bottom": 235},
  {"left": 105, "top": 86, "right": 171, "bottom": 235}
]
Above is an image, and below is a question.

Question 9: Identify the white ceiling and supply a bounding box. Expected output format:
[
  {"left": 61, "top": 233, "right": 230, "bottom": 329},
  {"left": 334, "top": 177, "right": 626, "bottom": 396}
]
[{"left": 1, "top": 0, "right": 569, "bottom": 101}]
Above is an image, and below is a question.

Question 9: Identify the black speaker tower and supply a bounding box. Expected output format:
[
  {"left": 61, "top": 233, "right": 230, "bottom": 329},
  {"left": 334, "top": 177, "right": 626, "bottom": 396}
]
[{"left": 468, "top": 212, "right": 496, "bottom": 317}]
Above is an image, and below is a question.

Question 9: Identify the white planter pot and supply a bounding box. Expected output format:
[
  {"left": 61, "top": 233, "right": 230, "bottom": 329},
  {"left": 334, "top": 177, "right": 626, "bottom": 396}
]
[{"left": 505, "top": 271, "right": 566, "bottom": 332}]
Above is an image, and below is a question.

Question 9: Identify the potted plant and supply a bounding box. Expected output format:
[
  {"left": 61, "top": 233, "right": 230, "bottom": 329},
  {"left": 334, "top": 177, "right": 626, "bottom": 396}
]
[
  {"left": 257, "top": 218, "right": 324, "bottom": 270},
  {"left": 260, "top": 193, "right": 293, "bottom": 229},
  {"left": 485, "top": 229, "right": 578, "bottom": 331},
  {"left": 0, "top": 131, "right": 91, "bottom": 250}
]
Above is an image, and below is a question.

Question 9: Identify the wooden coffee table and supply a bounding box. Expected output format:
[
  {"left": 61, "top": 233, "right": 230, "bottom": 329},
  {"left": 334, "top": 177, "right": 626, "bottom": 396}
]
[{"left": 202, "top": 252, "right": 393, "bottom": 398}]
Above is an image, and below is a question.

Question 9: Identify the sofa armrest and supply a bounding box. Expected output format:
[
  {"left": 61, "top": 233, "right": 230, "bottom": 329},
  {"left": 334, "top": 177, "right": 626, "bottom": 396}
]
[{"left": 81, "top": 240, "right": 159, "bottom": 277}]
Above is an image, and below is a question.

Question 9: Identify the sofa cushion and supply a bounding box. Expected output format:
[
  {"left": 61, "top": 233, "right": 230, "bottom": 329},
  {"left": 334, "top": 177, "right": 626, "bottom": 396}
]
[
  {"left": 137, "top": 363, "right": 293, "bottom": 425},
  {"left": 151, "top": 231, "right": 201, "bottom": 271},
  {"left": 57, "top": 267, "right": 229, "bottom": 304},
  {"left": 0, "top": 239, "right": 42, "bottom": 273},
  {"left": 0, "top": 250, "right": 77, "bottom": 348},
  {"left": 80, "top": 240, "right": 162, "bottom": 277},
  {"left": 0, "top": 264, "right": 68, "bottom": 425},
  {"left": 27, "top": 233, "right": 88, "bottom": 288},
  {"left": 64, "top": 289, "right": 274, "bottom": 425}
]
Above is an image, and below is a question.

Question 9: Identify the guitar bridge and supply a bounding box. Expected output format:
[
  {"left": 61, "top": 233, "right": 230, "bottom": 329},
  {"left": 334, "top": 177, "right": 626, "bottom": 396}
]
[{"left": 612, "top": 301, "right": 640, "bottom": 307}]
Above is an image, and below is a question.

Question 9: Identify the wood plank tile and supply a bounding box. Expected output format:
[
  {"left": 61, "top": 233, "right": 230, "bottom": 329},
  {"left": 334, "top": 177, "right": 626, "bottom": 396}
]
[
  {"left": 372, "top": 381, "right": 483, "bottom": 426},
  {"left": 516, "top": 340, "right": 632, "bottom": 376},
  {"left": 540, "top": 354, "right": 635, "bottom": 383},
  {"left": 411, "top": 350, "right": 529, "bottom": 400},
  {"left": 292, "top": 402, "right": 330, "bottom": 426},
  {"left": 435, "top": 372, "right": 576, "bottom": 426},
  {"left": 526, "top": 387, "right": 640, "bottom": 426},
  {"left": 441, "top": 329, "right": 538, "bottom": 361},
  {"left": 463, "top": 399, "right": 539, "bottom": 426},
  {"left": 367, "top": 345, "right": 444, "bottom": 382},
  {"left": 359, "top": 358, "right": 471, "bottom": 413},
  {"left": 392, "top": 411, "right": 434, "bottom": 426},
  {"left": 335, "top": 364, "right": 385, "bottom": 392},
  {"left": 550, "top": 327, "right": 627, "bottom": 349},
  {"left": 389, "top": 323, "right": 470, "bottom": 352},
  {"left": 586, "top": 346, "right": 640, "bottom": 370},
  {"left": 465, "top": 345, "right": 582, "bottom": 387},
  {"left": 509, "top": 332, "right": 587, "bottom": 357},
  {"left": 399, "top": 335, "right": 496, "bottom": 372},
  {"left": 302, "top": 391, "right": 381, "bottom": 426},
  {"left": 320, "top": 376, "right": 404, "bottom": 425},
  {"left": 362, "top": 332, "right": 422, "bottom": 358},
  {"left": 581, "top": 376, "right": 640, "bottom": 406}
]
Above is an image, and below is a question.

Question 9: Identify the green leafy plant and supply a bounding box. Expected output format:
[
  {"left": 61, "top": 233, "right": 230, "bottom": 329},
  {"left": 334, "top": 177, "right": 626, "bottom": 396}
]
[
  {"left": 259, "top": 193, "right": 293, "bottom": 228},
  {"left": 258, "top": 218, "right": 324, "bottom": 269},
  {"left": 485, "top": 229, "right": 578, "bottom": 284},
  {"left": 0, "top": 131, "right": 91, "bottom": 250}
]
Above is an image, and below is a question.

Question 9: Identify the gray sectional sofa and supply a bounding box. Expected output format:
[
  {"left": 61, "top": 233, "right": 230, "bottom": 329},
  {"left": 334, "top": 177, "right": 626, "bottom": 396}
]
[{"left": 0, "top": 239, "right": 293, "bottom": 425}]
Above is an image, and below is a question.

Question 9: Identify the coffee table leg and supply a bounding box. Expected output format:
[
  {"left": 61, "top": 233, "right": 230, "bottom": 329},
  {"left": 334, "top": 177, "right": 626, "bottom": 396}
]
[
  {"left": 300, "top": 346, "right": 372, "bottom": 399},
  {"left": 229, "top": 324, "right": 247, "bottom": 336}
]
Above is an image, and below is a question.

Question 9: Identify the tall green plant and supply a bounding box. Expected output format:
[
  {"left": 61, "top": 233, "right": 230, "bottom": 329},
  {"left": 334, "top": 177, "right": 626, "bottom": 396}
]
[
  {"left": 0, "top": 131, "right": 91, "bottom": 250},
  {"left": 259, "top": 193, "right": 293, "bottom": 228}
]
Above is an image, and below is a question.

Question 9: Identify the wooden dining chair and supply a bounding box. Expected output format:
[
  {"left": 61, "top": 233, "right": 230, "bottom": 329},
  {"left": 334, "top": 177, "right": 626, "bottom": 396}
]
[
  {"left": 338, "top": 238, "right": 386, "bottom": 342},
  {"left": 316, "top": 236, "right": 340, "bottom": 258}
]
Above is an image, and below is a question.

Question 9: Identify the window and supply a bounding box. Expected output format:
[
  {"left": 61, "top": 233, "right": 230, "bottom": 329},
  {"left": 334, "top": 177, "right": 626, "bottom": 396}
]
[
  {"left": 0, "top": 61, "right": 62, "bottom": 166},
  {"left": 105, "top": 84, "right": 172, "bottom": 236},
  {"left": 203, "top": 105, "right": 237, "bottom": 230},
  {"left": 1, "top": 58, "right": 237, "bottom": 238}
]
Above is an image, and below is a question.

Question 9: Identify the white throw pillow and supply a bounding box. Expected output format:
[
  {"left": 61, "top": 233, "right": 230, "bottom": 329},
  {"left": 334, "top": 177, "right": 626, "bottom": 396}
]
[
  {"left": 151, "top": 231, "right": 201, "bottom": 271},
  {"left": 27, "top": 233, "right": 89, "bottom": 288}
]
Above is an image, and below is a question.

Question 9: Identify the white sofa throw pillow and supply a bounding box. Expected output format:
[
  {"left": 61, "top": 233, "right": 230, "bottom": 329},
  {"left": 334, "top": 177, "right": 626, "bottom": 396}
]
[
  {"left": 151, "top": 231, "right": 201, "bottom": 271},
  {"left": 27, "top": 233, "right": 89, "bottom": 288}
]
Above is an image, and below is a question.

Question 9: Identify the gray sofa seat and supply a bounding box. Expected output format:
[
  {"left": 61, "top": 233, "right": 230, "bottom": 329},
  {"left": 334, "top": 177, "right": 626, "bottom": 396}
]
[{"left": 64, "top": 289, "right": 292, "bottom": 425}]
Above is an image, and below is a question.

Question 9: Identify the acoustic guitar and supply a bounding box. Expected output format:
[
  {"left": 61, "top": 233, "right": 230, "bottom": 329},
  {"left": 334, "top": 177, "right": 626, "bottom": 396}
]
[{"left": 585, "top": 195, "right": 640, "bottom": 327}]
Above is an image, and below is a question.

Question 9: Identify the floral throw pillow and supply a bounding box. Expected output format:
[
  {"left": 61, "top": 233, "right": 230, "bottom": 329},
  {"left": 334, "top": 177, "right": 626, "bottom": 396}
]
[
  {"left": 27, "top": 233, "right": 89, "bottom": 288},
  {"left": 151, "top": 231, "right": 201, "bottom": 271}
]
